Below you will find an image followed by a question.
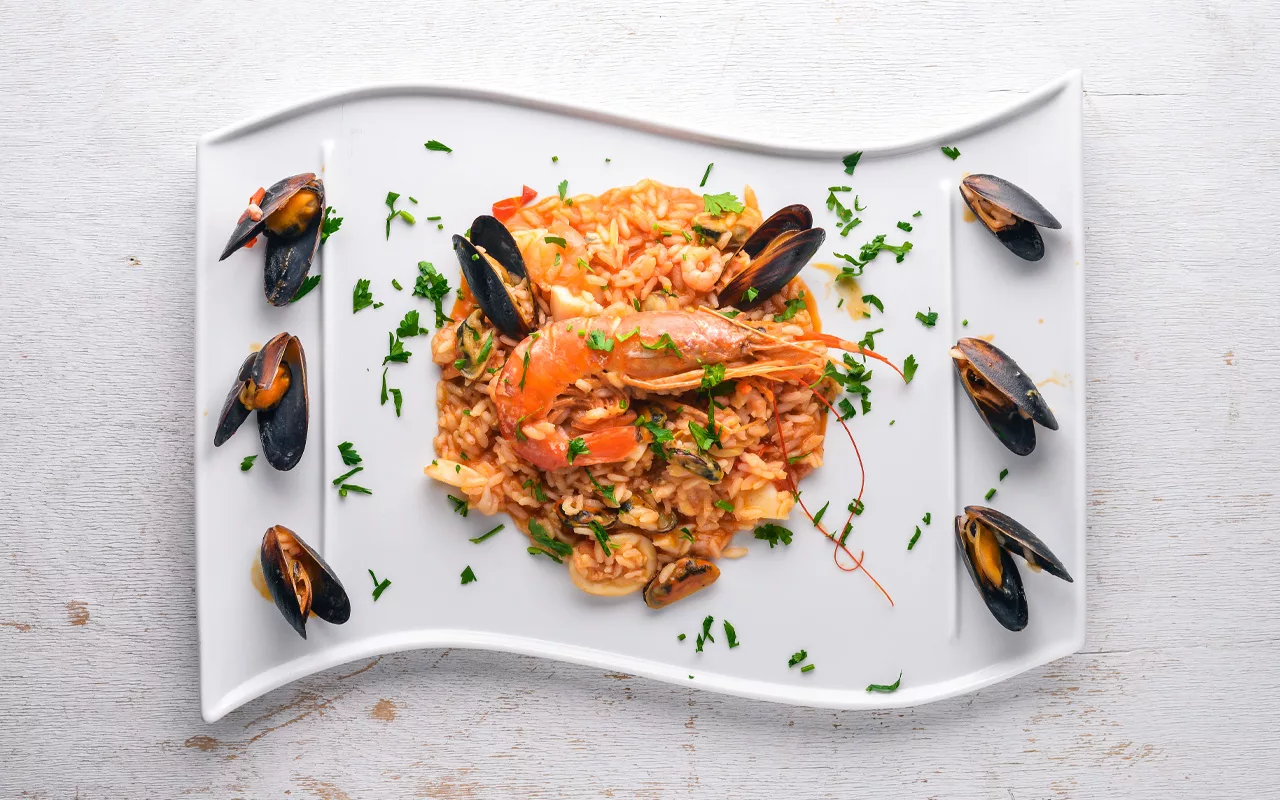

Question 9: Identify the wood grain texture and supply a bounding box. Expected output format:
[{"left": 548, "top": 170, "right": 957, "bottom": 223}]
[{"left": 2, "top": 0, "right": 1278, "bottom": 796}]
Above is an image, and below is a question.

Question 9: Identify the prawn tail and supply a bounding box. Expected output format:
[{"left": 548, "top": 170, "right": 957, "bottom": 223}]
[
  {"left": 513, "top": 425, "right": 644, "bottom": 471},
  {"left": 797, "top": 332, "right": 907, "bottom": 382}
]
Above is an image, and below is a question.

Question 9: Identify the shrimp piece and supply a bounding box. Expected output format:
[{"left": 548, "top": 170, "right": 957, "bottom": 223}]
[{"left": 679, "top": 248, "right": 726, "bottom": 293}]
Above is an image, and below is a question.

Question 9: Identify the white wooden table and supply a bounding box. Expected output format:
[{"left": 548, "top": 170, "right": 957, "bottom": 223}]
[{"left": 3, "top": 1, "right": 1277, "bottom": 796}]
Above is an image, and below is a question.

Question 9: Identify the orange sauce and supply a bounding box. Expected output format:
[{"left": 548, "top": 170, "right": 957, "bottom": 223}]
[
  {"left": 810, "top": 263, "right": 870, "bottom": 320},
  {"left": 1036, "top": 371, "right": 1070, "bottom": 388},
  {"left": 250, "top": 559, "right": 272, "bottom": 602}
]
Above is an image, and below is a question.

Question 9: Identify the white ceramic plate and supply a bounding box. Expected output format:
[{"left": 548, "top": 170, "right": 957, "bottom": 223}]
[{"left": 195, "top": 71, "right": 1085, "bottom": 722}]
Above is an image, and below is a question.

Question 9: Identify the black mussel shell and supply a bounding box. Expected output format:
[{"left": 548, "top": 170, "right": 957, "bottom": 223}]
[
  {"left": 737, "top": 204, "right": 813, "bottom": 260},
  {"left": 955, "top": 514, "right": 1027, "bottom": 631},
  {"left": 263, "top": 182, "right": 325, "bottom": 306},
  {"left": 965, "top": 506, "right": 1072, "bottom": 582},
  {"left": 256, "top": 334, "right": 309, "bottom": 471},
  {"left": 260, "top": 525, "right": 351, "bottom": 639},
  {"left": 453, "top": 234, "right": 531, "bottom": 339},
  {"left": 219, "top": 173, "right": 316, "bottom": 261},
  {"left": 644, "top": 557, "right": 720, "bottom": 609},
  {"left": 952, "top": 338, "right": 1057, "bottom": 456},
  {"left": 720, "top": 227, "right": 825, "bottom": 309},
  {"left": 469, "top": 215, "right": 527, "bottom": 278},
  {"left": 960, "top": 175, "right": 1060, "bottom": 262},
  {"left": 214, "top": 352, "right": 257, "bottom": 447}
]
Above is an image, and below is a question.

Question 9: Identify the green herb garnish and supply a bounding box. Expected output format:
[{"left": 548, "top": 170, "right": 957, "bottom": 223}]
[
  {"left": 915, "top": 308, "right": 938, "bottom": 328},
  {"left": 338, "top": 483, "right": 372, "bottom": 497},
  {"left": 639, "top": 332, "right": 683, "bottom": 358},
  {"left": 331, "top": 466, "right": 363, "bottom": 486},
  {"left": 700, "top": 363, "right": 726, "bottom": 391},
  {"left": 713, "top": 499, "right": 734, "bottom": 513},
  {"left": 460, "top": 566, "right": 477, "bottom": 585},
  {"left": 239, "top": 455, "right": 257, "bottom": 471},
  {"left": 385, "top": 192, "right": 415, "bottom": 238},
  {"left": 557, "top": 179, "right": 568, "bottom": 202},
  {"left": 690, "top": 421, "right": 719, "bottom": 453},
  {"left": 773, "top": 293, "right": 806, "bottom": 322},
  {"left": 413, "top": 261, "right": 453, "bottom": 328},
  {"left": 908, "top": 526, "right": 922, "bottom": 550},
  {"left": 447, "top": 495, "right": 468, "bottom": 516},
  {"left": 812, "top": 501, "right": 830, "bottom": 527},
  {"left": 383, "top": 333, "right": 411, "bottom": 365},
  {"left": 941, "top": 146, "right": 961, "bottom": 160},
  {"left": 424, "top": 139, "right": 452, "bottom": 153},
  {"left": 566, "top": 437, "right": 589, "bottom": 464},
  {"left": 999, "top": 469, "right": 1009, "bottom": 481},
  {"left": 470, "top": 524, "right": 504, "bottom": 544},
  {"left": 861, "top": 294, "right": 884, "bottom": 313},
  {"left": 368, "top": 569, "right": 391, "bottom": 601},
  {"left": 754, "top": 523, "right": 792, "bottom": 547},
  {"left": 866, "top": 672, "right": 902, "bottom": 692},
  {"left": 902, "top": 355, "right": 919, "bottom": 384},
  {"left": 353, "top": 278, "right": 374, "bottom": 313},
  {"left": 338, "top": 442, "right": 362, "bottom": 466},
  {"left": 743, "top": 287, "right": 759, "bottom": 303},
  {"left": 841, "top": 151, "right": 862, "bottom": 174},
  {"left": 588, "top": 520, "right": 614, "bottom": 556},
  {"left": 985, "top": 487, "right": 997, "bottom": 501},
  {"left": 702, "top": 192, "right": 744, "bottom": 216},
  {"left": 913, "top": 210, "right": 922, "bottom": 218},
  {"left": 291, "top": 274, "right": 322, "bottom": 303},
  {"left": 586, "top": 329, "right": 614, "bottom": 352},
  {"left": 724, "top": 620, "right": 740, "bottom": 648},
  {"left": 897, "top": 220, "right": 914, "bottom": 233},
  {"left": 544, "top": 235, "right": 567, "bottom": 248},
  {"left": 801, "top": 664, "right": 816, "bottom": 673},
  {"left": 529, "top": 520, "right": 573, "bottom": 562},
  {"left": 391, "top": 278, "right": 403, "bottom": 291},
  {"left": 788, "top": 650, "right": 808, "bottom": 667},
  {"left": 699, "top": 162, "right": 714, "bottom": 187},
  {"left": 396, "top": 309, "right": 427, "bottom": 338},
  {"left": 320, "top": 206, "right": 343, "bottom": 244}
]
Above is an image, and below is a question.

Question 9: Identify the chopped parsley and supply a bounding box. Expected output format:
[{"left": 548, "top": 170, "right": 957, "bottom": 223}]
[
  {"left": 923, "top": 512, "right": 932, "bottom": 525},
  {"left": 290, "top": 274, "right": 322, "bottom": 303},
  {"left": 833, "top": 234, "right": 913, "bottom": 278},
  {"left": 801, "top": 664, "right": 816, "bottom": 673},
  {"left": 448, "top": 494, "right": 469, "bottom": 516},
  {"left": 941, "top": 146, "right": 961, "bottom": 160},
  {"left": 396, "top": 309, "right": 427, "bottom": 338},
  {"left": 558, "top": 179, "right": 568, "bottom": 202},
  {"left": 391, "top": 278, "right": 403, "bottom": 291},
  {"left": 702, "top": 192, "right": 744, "bottom": 216},
  {"left": 566, "top": 437, "right": 589, "bottom": 464},
  {"left": 586, "top": 329, "right": 614, "bottom": 352},
  {"left": 678, "top": 633, "right": 686, "bottom": 641},
  {"left": 788, "top": 650, "right": 808, "bottom": 667},
  {"left": 639, "top": 332, "right": 683, "bottom": 358},
  {"left": 383, "top": 333, "right": 411, "bottom": 365},
  {"left": 812, "top": 501, "right": 830, "bottom": 526},
  {"left": 690, "top": 421, "right": 719, "bottom": 453},
  {"left": 338, "top": 483, "right": 372, "bottom": 498},
  {"left": 694, "top": 615, "right": 715, "bottom": 652},
  {"left": 902, "top": 355, "right": 919, "bottom": 384},
  {"left": 331, "top": 466, "right": 363, "bottom": 486},
  {"left": 713, "top": 499, "right": 734, "bottom": 513},
  {"left": 460, "top": 566, "right": 477, "bottom": 585},
  {"left": 754, "top": 523, "right": 793, "bottom": 548},
  {"left": 773, "top": 294, "right": 807, "bottom": 322},
  {"left": 338, "top": 441, "right": 363, "bottom": 466},
  {"left": 522, "top": 479, "right": 548, "bottom": 503},
  {"left": 866, "top": 672, "right": 902, "bottom": 693},
  {"left": 854, "top": 195, "right": 866, "bottom": 212},
  {"left": 680, "top": 527, "right": 695, "bottom": 542},
  {"left": 588, "top": 520, "right": 614, "bottom": 556},
  {"left": 962, "top": 319, "right": 970, "bottom": 327},
  {"left": 724, "top": 620, "right": 740, "bottom": 648},
  {"left": 368, "top": 569, "right": 392, "bottom": 601},
  {"left": 700, "top": 363, "right": 726, "bottom": 391},
  {"left": 908, "top": 526, "right": 922, "bottom": 550},
  {"left": 519, "top": 350, "right": 531, "bottom": 390},
  {"left": 841, "top": 151, "right": 862, "bottom": 174},
  {"left": 849, "top": 498, "right": 865, "bottom": 516},
  {"left": 239, "top": 455, "right": 257, "bottom": 471},
  {"left": 743, "top": 287, "right": 759, "bottom": 303},
  {"left": 529, "top": 520, "right": 573, "bottom": 562},
  {"left": 897, "top": 220, "right": 914, "bottom": 233},
  {"left": 385, "top": 192, "right": 415, "bottom": 239},
  {"left": 353, "top": 278, "right": 375, "bottom": 313},
  {"left": 861, "top": 294, "right": 884, "bottom": 313},
  {"left": 413, "top": 261, "right": 453, "bottom": 328},
  {"left": 544, "top": 235, "right": 567, "bottom": 248},
  {"left": 985, "top": 487, "right": 997, "bottom": 501},
  {"left": 699, "top": 162, "right": 714, "bottom": 187},
  {"left": 915, "top": 308, "right": 939, "bottom": 328},
  {"left": 999, "top": 468, "right": 1009, "bottom": 481},
  {"left": 470, "top": 524, "right": 504, "bottom": 544},
  {"left": 424, "top": 139, "right": 452, "bottom": 153},
  {"left": 320, "top": 206, "right": 343, "bottom": 244},
  {"left": 636, "top": 414, "right": 673, "bottom": 459}
]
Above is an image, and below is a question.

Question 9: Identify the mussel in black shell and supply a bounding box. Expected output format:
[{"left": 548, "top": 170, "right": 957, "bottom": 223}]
[
  {"left": 951, "top": 337, "right": 1057, "bottom": 456},
  {"left": 960, "top": 174, "right": 1061, "bottom": 261},
  {"left": 214, "top": 332, "right": 309, "bottom": 470},
  {"left": 453, "top": 215, "right": 535, "bottom": 339},
  {"left": 219, "top": 173, "right": 326, "bottom": 306},
  {"left": 955, "top": 506, "right": 1072, "bottom": 631},
  {"left": 260, "top": 525, "right": 350, "bottom": 638},
  {"left": 719, "top": 205, "right": 825, "bottom": 309}
]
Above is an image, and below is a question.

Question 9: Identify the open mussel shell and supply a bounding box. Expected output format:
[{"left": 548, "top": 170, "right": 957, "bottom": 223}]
[
  {"left": 644, "top": 557, "right": 720, "bottom": 609},
  {"left": 260, "top": 525, "right": 350, "bottom": 639},
  {"left": 736, "top": 204, "right": 813, "bottom": 260},
  {"left": 212, "top": 333, "right": 309, "bottom": 470},
  {"left": 960, "top": 174, "right": 1061, "bottom": 262},
  {"left": 952, "top": 338, "right": 1057, "bottom": 456},
  {"left": 219, "top": 173, "right": 317, "bottom": 261},
  {"left": 453, "top": 215, "right": 533, "bottom": 339},
  {"left": 956, "top": 507, "right": 1071, "bottom": 632},
  {"left": 720, "top": 226, "right": 825, "bottom": 309}
]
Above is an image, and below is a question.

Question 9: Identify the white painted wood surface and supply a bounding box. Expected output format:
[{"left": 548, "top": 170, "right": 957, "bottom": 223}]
[{"left": 1, "top": 0, "right": 1277, "bottom": 796}]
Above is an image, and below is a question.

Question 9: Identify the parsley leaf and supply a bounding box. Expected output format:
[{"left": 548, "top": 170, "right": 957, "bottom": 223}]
[
  {"left": 529, "top": 520, "right": 573, "bottom": 562},
  {"left": 566, "top": 437, "right": 589, "bottom": 464},
  {"left": 383, "top": 332, "right": 411, "bottom": 365},
  {"left": 897, "top": 220, "right": 914, "bottom": 232},
  {"left": 724, "top": 620, "right": 740, "bottom": 649},
  {"left": 866, "top": 672, "right": 903, "bottom": 693},
  {"left": 460, "top": 566, "right": 477, "bottom": 585},
  {"left": 788, "top": 649, "right": 808, "bottom": 667},
  {"left": 1000, "top": 468, "right": 1009, "bottom": 481},
  {"left": 586, "top": 329, "right": 614, "bottom": 352},
  {"left": 639, "top": 333, "right": 683, "bottom": 358},
  {"left": 773, "top": 293, "right": 807, "bottom": 322},
  {"left": 754, "top": 523, "right": 793, "bottom": 548},
  {"left": 385, "top": 192, "right": 415, "bottom": 238},
  {"left": 353, "top": 278, "right": 374, "bottom": 313},
  {"left": 338, "top": 441, "right": 363, "bottom": 466},
  {"left": 861, "top": 294, "right": 884, "bottom": 313},
  {"left": 396, "top": 309, "right": 427, "bottom": 338},
  {"left": 915, "top": 308, "right": 939, "bottom": 328},
  {"left": 470, "top": 524, "right": 504, "bottom": 544},
  {"left": 913, "top": 210, "right": 923, "bottom": 218},
  {"left": 290, "top": 274, "right": 322, "bottom": 303},
  {"left": 714, "top": 499, "right": 734, "bottom": 513},
  {"left": 390, "top": 388, "right": 402, "bottom": 417},
  {"left": 902, "top": 355, "right": 919, "bottom": 384},
  {"left": 331, "top": 466, "right": 362, "bottom": 486},
  {"left": 700, "top": 363, "right": 726, "bottom": 391},
  {"left": 842, "top": 151, "right": 863, "bottom": 174},
  {"left": 941, "top": 146, "right": 961, "bottom": 160},
  {"left": 424, "top": 139, "right": 452, "bottom": 153},
  {"left": 587, "top": 472, "right": 618, "bottom": 506},
  {"left": 812, "top": 501, "right": 829, "bottom": 526},
  {"left": 703, "top": 192, "right": 745, "bottom": 216},
  {"left": 368, "top": 569, "right": 391, "bottom": 601},
  {"left": 239, "top": 455, "right": 257, "bottom": 471},
  {"left": 699, "top": 162, "right": 714, "bottom": 187},
  {"left": 558, "top": 179, "right": 568, "bottom": 202},
  {"left": 320, "top": 206, "right": 343, "bottom": 244},
  {"left": 588, "top": 520, "right": 614, "bottom": 556},
  {"left": 413, "top": 261, "right": 453, "bottom": 328},
  {"left": 744, "top": 287, "right": 759, "bottom": 303},
  {"left": 908, "top": 526, "right": 922, "bottom": 550},
  {"left": 544, "top": 235, "right": 567, "bottom": 248},
  {"left": 690, "top": 421, "right": 718, "bottom": 452}
]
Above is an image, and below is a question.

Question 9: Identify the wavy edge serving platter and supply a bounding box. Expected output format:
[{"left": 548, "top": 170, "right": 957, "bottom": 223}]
[{"left": 196, "top": 70, "right": 1085, "bottom": 722}]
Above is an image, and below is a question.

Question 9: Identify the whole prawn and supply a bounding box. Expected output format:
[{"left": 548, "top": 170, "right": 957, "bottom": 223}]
[{"left": 493, "top": 308, "right": 898, "bottom": 471}]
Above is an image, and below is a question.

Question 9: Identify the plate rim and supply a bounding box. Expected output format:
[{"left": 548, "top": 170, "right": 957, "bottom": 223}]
[{"left": 195, "top": 70, "right": 1086, "bottom": 722}]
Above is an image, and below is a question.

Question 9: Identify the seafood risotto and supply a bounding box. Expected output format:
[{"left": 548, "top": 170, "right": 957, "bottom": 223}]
[{"left": 425, "top": 179, "right": 886, "bottom": 607}]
